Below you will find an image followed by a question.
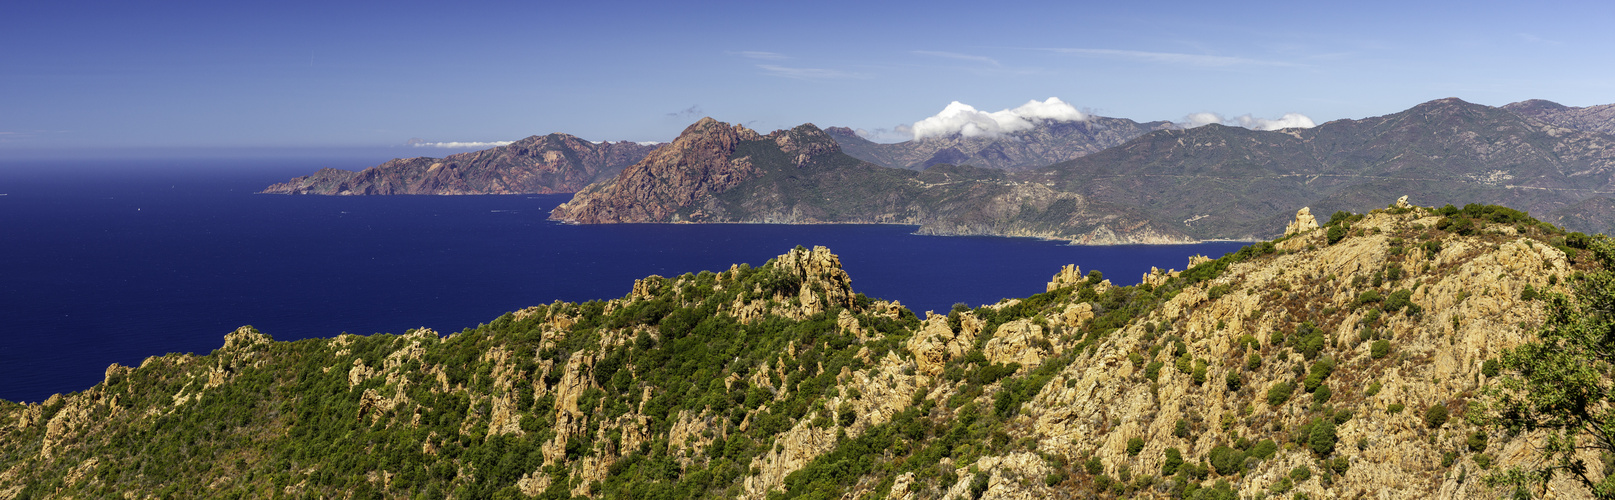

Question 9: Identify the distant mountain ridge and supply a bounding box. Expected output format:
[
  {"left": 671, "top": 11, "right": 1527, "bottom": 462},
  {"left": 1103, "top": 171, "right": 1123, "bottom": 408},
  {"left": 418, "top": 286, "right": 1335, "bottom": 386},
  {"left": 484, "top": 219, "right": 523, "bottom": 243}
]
[
  {"left": 555, "top": 98, "right": 1615, "bottom": 242},
  {"left": 825, "top": 115, "right": 1176, "bottom": 171},
  {"left": 1502, "top": 99, "right": 1615, "bottom": 136},
  {"left": 1042, "top": 97, "right": 1615, "bottom": 239},
  {"left": 260, "top": 134, "right": 657, "bottom": 195},
  {"left": 260, "top": 97, "right": 1615, "bottom": 240},
  {"left": 551, "top": 117, "right": 1192, "bottom": 244}
]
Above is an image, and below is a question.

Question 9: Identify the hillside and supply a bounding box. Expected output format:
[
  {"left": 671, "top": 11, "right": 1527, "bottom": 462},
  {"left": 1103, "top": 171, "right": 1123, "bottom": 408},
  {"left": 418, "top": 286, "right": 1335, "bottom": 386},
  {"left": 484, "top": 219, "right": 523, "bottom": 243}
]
[
  {"left": 825, "top": 116, "right": 1175, "bottom": 171},
  {"left": 260, "top": 134, "right": 657, "bottom": 195},
  {"left": 2, "top": 201, "right": 1605, "bottom": 499},
  {"left": 1043, "top": 97, "right": 1615, "bottom": 239},
  {"left": 1502, "top": 99, "right": 1615, "bottom": 136},
  {"left": 551, "top": 118, "right": 1190, "bottom": 245}
]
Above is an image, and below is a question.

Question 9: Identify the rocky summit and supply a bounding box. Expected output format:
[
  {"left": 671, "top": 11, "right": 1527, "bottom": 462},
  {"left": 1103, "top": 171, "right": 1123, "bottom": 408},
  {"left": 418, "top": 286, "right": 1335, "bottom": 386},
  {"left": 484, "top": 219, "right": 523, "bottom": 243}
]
[
  {"left": 2, "top": 200, "right": 1607, "bottom": 499},
  {"left": 260, "top": 134, "right": 657, "bottom": 195}
]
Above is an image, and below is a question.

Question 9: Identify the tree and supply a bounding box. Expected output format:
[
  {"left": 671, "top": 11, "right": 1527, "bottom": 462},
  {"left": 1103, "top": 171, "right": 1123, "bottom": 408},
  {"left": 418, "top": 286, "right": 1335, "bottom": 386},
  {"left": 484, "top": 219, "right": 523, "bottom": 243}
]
[{"left": 1480, "top": 235, "right": 1615, "bottom": 498}]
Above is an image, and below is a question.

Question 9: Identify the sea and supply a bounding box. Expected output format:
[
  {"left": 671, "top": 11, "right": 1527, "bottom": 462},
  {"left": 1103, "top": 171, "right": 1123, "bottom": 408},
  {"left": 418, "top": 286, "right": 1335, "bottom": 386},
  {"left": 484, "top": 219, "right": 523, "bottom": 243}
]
[{"left": 0, "top": 155, "right": 1247, "bottom": 403}]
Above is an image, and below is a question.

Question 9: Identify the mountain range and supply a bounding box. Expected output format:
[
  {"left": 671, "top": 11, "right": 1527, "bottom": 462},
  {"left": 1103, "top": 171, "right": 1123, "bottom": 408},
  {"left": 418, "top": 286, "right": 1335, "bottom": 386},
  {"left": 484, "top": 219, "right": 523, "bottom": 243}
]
[
  {"left": 825, "top": 115, "right": 1176, "bottom": 171},
  {"left": 264, "top": 98, "right": 1615, "bottom": 241}
]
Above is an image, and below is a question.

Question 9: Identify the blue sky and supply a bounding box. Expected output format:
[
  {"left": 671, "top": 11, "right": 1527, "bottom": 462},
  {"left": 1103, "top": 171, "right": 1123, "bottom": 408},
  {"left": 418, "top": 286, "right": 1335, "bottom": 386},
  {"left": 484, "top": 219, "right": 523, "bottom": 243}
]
[{"left": 3, "top": 0, "right": 1612, "bottom": 152}]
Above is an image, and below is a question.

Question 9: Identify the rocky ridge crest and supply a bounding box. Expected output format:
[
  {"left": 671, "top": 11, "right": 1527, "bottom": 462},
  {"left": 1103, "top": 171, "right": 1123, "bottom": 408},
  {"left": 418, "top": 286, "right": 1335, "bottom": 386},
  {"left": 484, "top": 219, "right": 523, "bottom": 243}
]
[{"left": 0, "top": 201, "right": 1603, "bottom": 499}]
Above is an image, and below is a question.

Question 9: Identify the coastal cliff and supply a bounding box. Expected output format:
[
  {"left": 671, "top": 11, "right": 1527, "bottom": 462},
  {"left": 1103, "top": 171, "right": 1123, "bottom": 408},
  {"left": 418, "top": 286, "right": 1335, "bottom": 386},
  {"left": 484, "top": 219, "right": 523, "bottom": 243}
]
[
  {"left": 1, "top": 201, "right": 1605, "bottom": 498},
  {"left": 260, "top": 134, "right": 657, "bottom": 195}
]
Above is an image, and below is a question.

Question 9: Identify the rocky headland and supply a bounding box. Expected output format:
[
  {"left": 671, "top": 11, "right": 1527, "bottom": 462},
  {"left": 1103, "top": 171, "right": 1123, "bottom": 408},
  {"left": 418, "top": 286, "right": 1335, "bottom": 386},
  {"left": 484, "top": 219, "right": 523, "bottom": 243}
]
[
  {"left": 2, "top": 200, "right": 1606, "bottom": 498},
  {"left": 260, "top": 134, "right": 657, "bottom": 195}
]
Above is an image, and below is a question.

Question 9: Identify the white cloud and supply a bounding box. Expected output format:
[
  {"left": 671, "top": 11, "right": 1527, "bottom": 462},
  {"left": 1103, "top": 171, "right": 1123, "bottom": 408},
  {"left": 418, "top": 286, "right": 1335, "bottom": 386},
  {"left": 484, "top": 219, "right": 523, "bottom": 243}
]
[
  {"left": 635, "top": 141, "right": 662, "bottom": 146},
  {"left": 411, "top": 140, "right": 514, "bottom": 148},
  {"left": 1237, "top": 113, "right": 1315, "bottom": 131},
  {"left": 1177, "top": 112, "right": 1316, "bottom": 131},
  {"left": 757, "top": 64, "right": 867, "bottom": 80},
  {"left": 1180, "top": 112, "right": 1224, "bottom": 128},
  {"left": 910, "top": 97, "right": 1087, "bottom": 140},
  {"left": 913, "top": 50, "right": 1000, "bottom": 66}
]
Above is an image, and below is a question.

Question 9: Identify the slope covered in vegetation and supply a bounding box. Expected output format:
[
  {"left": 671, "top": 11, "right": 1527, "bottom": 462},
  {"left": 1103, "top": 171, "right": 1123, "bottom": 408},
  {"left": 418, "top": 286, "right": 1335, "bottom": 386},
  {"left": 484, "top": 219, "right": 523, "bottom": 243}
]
[{"left": 0, "top": 201, "right": 1603, "bottom": 499}]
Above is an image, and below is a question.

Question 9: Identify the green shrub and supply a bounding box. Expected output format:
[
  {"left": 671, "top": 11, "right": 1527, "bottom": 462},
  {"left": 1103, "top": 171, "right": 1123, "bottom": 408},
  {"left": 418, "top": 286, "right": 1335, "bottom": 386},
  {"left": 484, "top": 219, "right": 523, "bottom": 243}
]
[
  {"left": 1327, "top": 225, "right": 1347, "bottom": 245},
  {"left": 1474, "top": 453, "right": 1493, "bottom": 469},
  {"left": 1084, "top": 455, "right": 1103, "bottom": 475},
  {"left": 1365, "top": 381, "right": 1382, "bottom": 397},
  {"left": 1043, "top": 471, "right": 1067, "bottom": 487},
  {"left": 1324, "top": 456, "right": 1350, "bottom": 475},
  {"left": 1308, "top": 419, "right": 1338, "bottom": 456},
  {"left": 1312, "top": 384, "right": 1332, "bottom": 404},
  {"left": 1174, "top": 419, "right": 1191, "bottom": 439},
  {"left": 1383, "top": 289, "right": 1421, "bottom": 315},
  {"left": 1192, "top": 361, "right": 1208, "bottom": 386},
  {"left": 1245, "top": 352, "right": 1262, "bottom": 371},
  {"left": 1249, "top": 439, "right": 1278, "bottom": 460},
  {"left": 1208, "top": 445, "right": 1246, "bottom": 476},
  {"left": 1521, "top": 284, "right": 1539, "bottom": 301},
  {"left": 1267, "top": 381, "right": 1294, "bottom": 406},
  {"left": 1127, "top": 436, "right": 1145, "bottom": 456},
  {"left": 1303, "top": 357, "right": 1335, "bottom": 392},
  {"left": 1270, "top": 477, "right": 1294, "bottom": 494},
  {"left": 1225, "top": 371, "right": 1242, "bottom": 392},
  {"left": 1441, "top": 451, "right": 1457, "bottom": 467},
  {"left": 1481, "top": 359, "right": 1500, "bottom": 378},
  {"left": 1289, "top": 465, "right": 1311, "bottom": 482},
  {"left": 1424, "top": 405, "right": 1449, "bottom": 428},
  {"left": 1161, "top": 448, "right": 1184, "bottom": 476},
  {"left": 1145, "top": 361, "right": 1164, "bottom": 381},
  {"left": 1467, "top": 431, "right": 1488, "bottom": 453},
  {"left": 1355, "top": 289, "right": 1383, "bottom": 306},
  {"left": 1370, "top": 340, "right": 1391, "bottom": 359},
  {"left": 1388, "top": 403, "right": 1405, "bottom": 414}
]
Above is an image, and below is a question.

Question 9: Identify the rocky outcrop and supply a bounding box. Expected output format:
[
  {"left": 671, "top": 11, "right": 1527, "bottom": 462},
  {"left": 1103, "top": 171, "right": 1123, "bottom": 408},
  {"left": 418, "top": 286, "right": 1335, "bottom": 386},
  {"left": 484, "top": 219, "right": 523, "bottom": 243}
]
[
  {"left": 4, "top": 203, "right": 1606, "bottom": 499},
  {"left": 1046, "top": 264, "right": 1085, "bottom": 292},
  {"left": 551, "top": 118, "right": 766, "bottom": 223},
  {"left": 261, "top": 134, "right": 656, "bottom": 195},
  {"left": 1285, "top": 207, "right": 1319, "bottom": 236}
]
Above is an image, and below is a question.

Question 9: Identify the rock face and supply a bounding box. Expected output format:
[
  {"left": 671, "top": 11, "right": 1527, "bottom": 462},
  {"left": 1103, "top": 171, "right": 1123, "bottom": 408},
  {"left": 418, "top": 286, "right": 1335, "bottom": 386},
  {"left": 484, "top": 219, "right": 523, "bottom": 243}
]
[
  {"left": 261, "top": 134, "right": 657, "bottom": 195},
  {"left": 550, "top": 118, "right": 767, "bottom": 223},
  {"left": 2, "top": 202, "right": 1607, "bottom": 499},
  {"left": 1285, "top": 207, "right": 1319, "bottom": 236},
  {"left": 825, "top": 116, "right": 1177, "bottom": 171}
]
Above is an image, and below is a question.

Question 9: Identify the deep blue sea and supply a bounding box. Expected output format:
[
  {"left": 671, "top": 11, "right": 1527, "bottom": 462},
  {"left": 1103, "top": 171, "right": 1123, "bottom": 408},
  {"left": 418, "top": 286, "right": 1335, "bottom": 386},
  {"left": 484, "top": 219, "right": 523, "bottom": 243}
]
[{"left": 0, "top": 157, "right": 1246, "bottom": 403}]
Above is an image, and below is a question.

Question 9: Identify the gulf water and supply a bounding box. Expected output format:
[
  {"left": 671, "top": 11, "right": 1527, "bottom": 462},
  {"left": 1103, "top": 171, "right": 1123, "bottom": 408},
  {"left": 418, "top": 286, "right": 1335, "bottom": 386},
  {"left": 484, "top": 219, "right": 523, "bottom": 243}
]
[{"left": 0, "top": 157, "right": 1246, "bottom": 402}]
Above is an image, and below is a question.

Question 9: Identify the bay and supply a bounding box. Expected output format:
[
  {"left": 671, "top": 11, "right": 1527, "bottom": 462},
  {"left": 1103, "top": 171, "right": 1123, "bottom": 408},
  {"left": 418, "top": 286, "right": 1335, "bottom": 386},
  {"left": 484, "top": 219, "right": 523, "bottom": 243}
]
[{"left": 0, "top": 157, "right": 1245, "bottom": 402}]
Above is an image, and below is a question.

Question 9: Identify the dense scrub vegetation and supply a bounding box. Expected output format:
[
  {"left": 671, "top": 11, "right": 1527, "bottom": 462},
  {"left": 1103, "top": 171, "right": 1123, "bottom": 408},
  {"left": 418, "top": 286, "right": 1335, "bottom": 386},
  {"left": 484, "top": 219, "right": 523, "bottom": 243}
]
[{"left": 0, "top": 203, "right": 1598, "bottom": 499}]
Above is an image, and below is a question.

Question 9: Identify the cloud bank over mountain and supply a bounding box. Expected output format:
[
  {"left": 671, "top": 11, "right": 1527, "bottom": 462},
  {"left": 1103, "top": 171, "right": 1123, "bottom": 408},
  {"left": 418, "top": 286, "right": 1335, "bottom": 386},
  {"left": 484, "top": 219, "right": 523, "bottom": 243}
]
[
  {"left": 855, "top": 98, "right": 1315, "bottom": 143},
  {"left": 1180, "top": 112, "right": 1316, "bottom": 130},
  {"left": 910, "top": 98, "right": 1088, "bottom": 139}
]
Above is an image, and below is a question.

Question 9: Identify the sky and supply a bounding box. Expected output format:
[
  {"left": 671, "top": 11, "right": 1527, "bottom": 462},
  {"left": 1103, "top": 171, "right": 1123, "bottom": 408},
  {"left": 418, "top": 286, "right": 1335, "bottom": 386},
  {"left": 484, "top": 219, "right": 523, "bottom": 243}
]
[{"left": 3, "top": 0, "right": 1613, "bottom": 153}]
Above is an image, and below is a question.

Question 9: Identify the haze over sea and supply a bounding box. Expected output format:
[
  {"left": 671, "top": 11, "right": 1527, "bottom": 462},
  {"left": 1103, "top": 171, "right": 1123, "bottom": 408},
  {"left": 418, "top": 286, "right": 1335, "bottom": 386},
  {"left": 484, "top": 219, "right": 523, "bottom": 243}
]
[{"left": 0, "top": 157, "right": 1244, "bottom": 403}]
